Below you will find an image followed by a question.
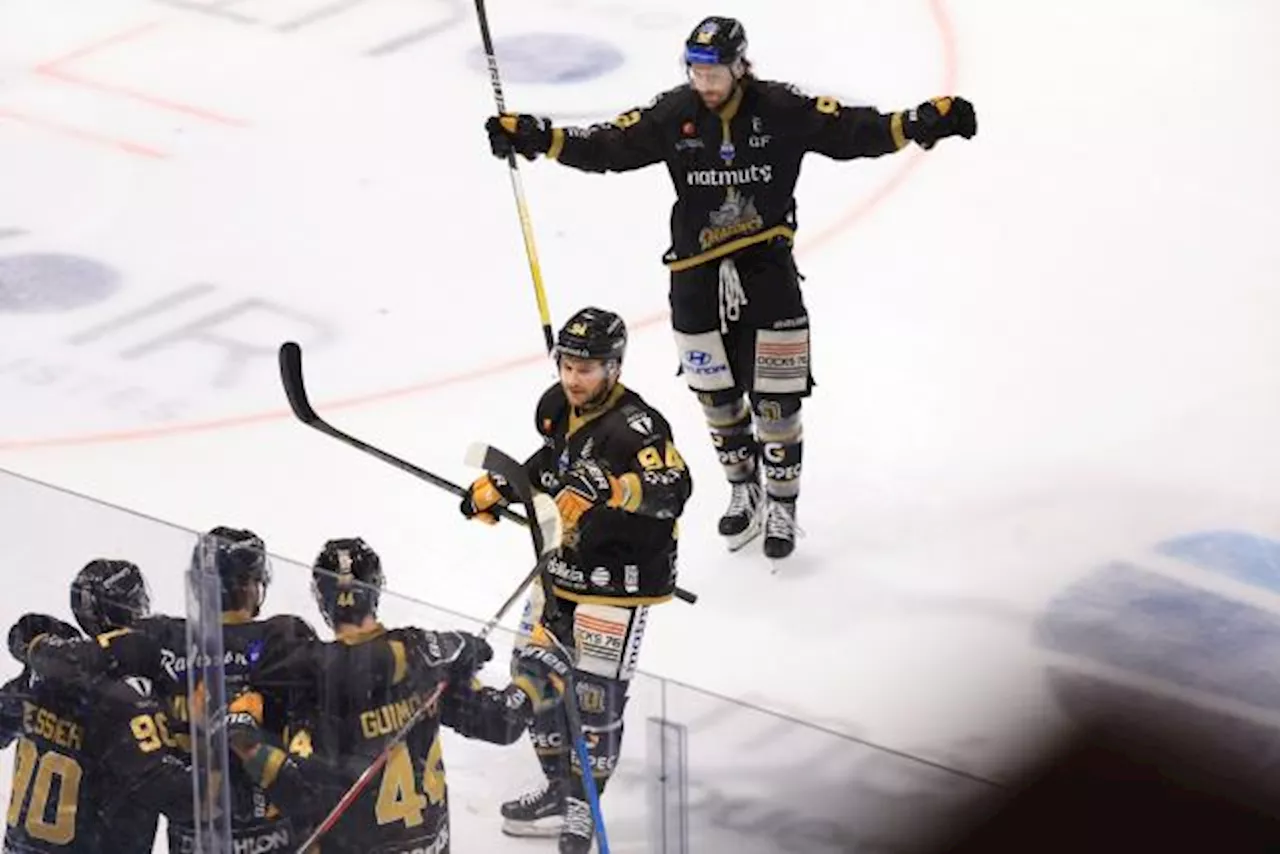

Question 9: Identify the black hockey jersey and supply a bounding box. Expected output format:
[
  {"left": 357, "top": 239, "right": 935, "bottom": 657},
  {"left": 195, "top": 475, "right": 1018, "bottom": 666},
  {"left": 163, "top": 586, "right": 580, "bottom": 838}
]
[
  {"left": 243, "top": 625, "right": 531, "bottom": 854},
  {"left": 546, "top": 78, "right": 908, "bottom": 271},
  {"left": 523, "top": 382, "right": 691, "bottom": 605},
  {"left": 0, "top": 666, "right": 191, "bottom": 854},
  {"left": 25, "top": 612, "right": 318, "bottom": 853}
]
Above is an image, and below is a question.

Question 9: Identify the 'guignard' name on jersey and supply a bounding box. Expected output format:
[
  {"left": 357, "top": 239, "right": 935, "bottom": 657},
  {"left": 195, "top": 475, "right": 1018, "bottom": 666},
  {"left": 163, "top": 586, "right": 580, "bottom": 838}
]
[{"left": 360, "top": 691, "right": 435, "bottom": 740}]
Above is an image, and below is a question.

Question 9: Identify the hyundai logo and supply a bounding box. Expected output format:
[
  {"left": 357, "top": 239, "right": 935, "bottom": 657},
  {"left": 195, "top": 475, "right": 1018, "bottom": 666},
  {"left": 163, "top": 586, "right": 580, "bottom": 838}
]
[{"left": 686, "top": 350, "right": 712, "bottom": 367}]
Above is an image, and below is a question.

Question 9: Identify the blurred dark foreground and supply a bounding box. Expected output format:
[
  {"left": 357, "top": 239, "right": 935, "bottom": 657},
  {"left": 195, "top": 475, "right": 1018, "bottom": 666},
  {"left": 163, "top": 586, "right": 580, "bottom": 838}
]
[{"left": 918, "top": 698, "right": 1280, "bottom": 854}]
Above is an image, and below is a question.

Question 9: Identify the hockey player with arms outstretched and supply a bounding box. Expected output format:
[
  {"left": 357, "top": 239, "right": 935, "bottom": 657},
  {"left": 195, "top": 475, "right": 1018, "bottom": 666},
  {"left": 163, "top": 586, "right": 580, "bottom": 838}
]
[
  {"left": 460, "top": 307, "right": 693, "bottom": 852},
  {"left": 19, "top": 528, "right": 319, "bottom": 853},
  {"left": 2, "top": 560, "right": 197, "bottom": 853},
  {"left": 486, "top": 16, "right": 977, "bottom": 560},
  {"left": 223, "top": 536, "right": 575, "bottom": 854}
]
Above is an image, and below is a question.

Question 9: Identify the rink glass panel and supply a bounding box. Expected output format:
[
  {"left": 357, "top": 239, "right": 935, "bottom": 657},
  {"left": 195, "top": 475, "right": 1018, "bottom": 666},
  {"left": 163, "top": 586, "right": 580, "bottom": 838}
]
[{"left": 0, "top": 467, "right": 1000, "bottom": 852}]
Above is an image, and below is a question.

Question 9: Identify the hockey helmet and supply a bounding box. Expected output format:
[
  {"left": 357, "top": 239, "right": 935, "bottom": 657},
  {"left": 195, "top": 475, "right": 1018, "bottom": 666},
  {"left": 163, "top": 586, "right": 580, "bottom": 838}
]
[
  {"left": 555, "top": 307, "right": 627, "bottom": 365},
  {"left": 70, "top": 558, "right": 151, "bottom": 638},
  {"left": 311, "top": 537, "right": 384, "bottom": 630},
  {"left": 684, "top": 16, "right": 748, "bottom": 67},
  {"left": 193, "top": 526, "right": 271, "bottom": 617}
]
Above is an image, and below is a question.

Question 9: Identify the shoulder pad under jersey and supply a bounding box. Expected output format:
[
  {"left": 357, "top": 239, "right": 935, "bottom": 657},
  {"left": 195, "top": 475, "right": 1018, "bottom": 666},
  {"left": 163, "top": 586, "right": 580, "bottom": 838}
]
[{"left": 535, "top": 383, "right": 568, "bottom": 437}]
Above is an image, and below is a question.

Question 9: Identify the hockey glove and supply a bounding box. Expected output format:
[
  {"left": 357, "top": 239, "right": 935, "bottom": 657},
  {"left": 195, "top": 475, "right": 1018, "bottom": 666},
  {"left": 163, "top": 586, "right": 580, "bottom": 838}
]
[
  {"left": 554, "top": 459, "right": 639, "bottom": 529},
  {"left": 451, "top": 630, "right": 495, "bottom": 678},
  {"left": 225, "top": 690, "right": 291, "bottom": 790},
  {"left": 406, "top": 628, "right": 495, "bottom": 680},
  {"left": 7, "top": 613, "right": 80, "bottom": 664},
  {"left": 486, "top": 113, "right": 553, "bottom": 161},
  {"left": 225, "top": 690, "right": 265, "bottom": 758},
  {"left": 510, "top": 633, "right": 572, "bottom": 714},
  {"left": 460, "top": 472, "right": 517, "bottom": 525},
  {"left": 904, "top": 96, "right": 977, "bottom": 149}
]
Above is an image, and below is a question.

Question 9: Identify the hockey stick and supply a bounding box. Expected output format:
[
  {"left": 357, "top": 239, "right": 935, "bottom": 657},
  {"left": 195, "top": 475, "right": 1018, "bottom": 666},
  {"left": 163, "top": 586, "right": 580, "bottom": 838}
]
[
  {"left": 467, "top": 443, "right": 613, "bottom": 854},
  {"left": 291, "top": 678, "right": 449, "bottom": 854},
  {"left": 292, "top": 494, "right": 565, "bottom": 854},
  {"left": 278, "top": 342, "right": 697, "bottom": 604},
  {"left": 472, "top": 0, "right": 555, "bottom": 355}
]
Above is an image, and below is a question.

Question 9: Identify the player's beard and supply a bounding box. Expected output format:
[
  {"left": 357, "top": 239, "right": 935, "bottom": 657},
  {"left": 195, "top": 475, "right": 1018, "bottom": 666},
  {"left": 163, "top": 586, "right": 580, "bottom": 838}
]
[{"left": 565, "top": 378, "right": 607, "bottom": 409}]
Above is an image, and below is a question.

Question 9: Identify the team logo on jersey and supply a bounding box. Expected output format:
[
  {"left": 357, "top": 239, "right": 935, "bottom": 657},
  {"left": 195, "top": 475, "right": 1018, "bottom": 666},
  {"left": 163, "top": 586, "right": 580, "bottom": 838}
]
[
  {"left": 627, "top": 412, "right": 653, "bottom": 434},
  {"left": 698, "top": 187, "right": 765, "bottom": 250},
  {"left": 676, "top": 120, "right": 704, "bottom": 151},
  {"left": 124, "top": 675, "right": 153, "bottom": 697}
]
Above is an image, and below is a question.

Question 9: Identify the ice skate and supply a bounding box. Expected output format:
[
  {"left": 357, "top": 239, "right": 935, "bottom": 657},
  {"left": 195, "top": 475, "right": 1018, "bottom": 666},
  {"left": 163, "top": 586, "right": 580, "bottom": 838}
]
[
  {"left": 558, "top": 796, "right": 596, "bottom": 853},
  {"left": 719, "top": 479, "right": 765, "bottom": 551},
  {"left": 501, "top": 778, "right": 565, "bottom": 838},
  {"left": 763, "top": 496, "right": 799, "bottom": 562}
]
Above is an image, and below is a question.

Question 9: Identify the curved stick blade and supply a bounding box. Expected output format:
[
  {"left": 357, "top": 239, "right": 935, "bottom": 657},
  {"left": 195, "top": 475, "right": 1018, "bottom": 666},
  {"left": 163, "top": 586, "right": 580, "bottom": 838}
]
[{"left": 278, "top": 341, "right": 318, "bottom": 424}]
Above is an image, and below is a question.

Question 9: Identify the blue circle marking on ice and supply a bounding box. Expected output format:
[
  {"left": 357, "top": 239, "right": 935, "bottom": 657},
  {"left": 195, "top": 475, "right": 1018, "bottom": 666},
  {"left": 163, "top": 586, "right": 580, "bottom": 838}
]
[
  {"left": 0, "top": 253, "right": 121, "bottom": 313},
  {"left": 467, "top": 33, "right": 624, "bottom": 85}
]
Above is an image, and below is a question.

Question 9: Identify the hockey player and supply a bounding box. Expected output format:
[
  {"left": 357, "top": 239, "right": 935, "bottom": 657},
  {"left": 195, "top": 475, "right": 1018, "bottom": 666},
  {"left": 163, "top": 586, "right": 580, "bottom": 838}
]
[
  {"left": 460, "top": 307, "right": 693, "bottom": 852},
  {"left": 21, "top": 527, "right": 318, "bottom": 853},
  {"left": 3, "top": 560, "right": 195, "bottom": 853},
  {"left": 224, "top": 536, "right": 575, "bottom": 854},
  {"left": 486, "top": 16, "right": 977, "bottom": 559}
]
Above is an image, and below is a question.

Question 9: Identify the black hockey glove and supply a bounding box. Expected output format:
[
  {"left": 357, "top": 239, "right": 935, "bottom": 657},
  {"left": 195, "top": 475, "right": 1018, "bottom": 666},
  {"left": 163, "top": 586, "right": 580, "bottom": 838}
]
[
  {"left": 486, "top": 113, "right": 553, "bottom": 161},
  {"left": 406, "top": 628, "right": 494, "bottom": 681},
  {"left": 510, "top": 635, "right": 572, "bottom": 714},
  {"left": 904, "top": 96, "right": 977, "bottom": 149},
  {"left": 7, "top": 613, "right": 80, "bottom": 664},
  {"left": 460, "top": 471, "right": 517, "bottom": 525},
  {"left": 447, "top": 631, "right": 494, "bottom": 680}
]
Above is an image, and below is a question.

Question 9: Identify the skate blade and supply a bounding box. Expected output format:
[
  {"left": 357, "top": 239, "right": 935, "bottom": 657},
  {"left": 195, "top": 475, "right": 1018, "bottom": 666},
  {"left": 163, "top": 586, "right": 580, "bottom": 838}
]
[
  {"left": 724, "top": 525, "right": 762, "bottom": 552},
  {"left": 501, "top": 816, "right": 564, "bottom": 838},
  {"left": 723, "top": 510, "right": 766, "bottom": 552}
]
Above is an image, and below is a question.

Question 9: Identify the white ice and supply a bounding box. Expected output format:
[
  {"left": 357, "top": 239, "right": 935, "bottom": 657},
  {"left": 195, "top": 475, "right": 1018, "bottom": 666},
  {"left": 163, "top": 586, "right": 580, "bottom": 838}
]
[{"left": 2, "top": 0, "right": 1280, "bottom": 850}]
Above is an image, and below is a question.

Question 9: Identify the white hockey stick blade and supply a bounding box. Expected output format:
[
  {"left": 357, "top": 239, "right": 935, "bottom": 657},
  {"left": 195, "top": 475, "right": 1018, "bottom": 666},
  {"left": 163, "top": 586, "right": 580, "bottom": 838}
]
[
  {"left": 530, "top": 492, "right": 563, "bottom": 555},
  {"left": 463, "top": 441, "right": 491, "bottom": 470}
]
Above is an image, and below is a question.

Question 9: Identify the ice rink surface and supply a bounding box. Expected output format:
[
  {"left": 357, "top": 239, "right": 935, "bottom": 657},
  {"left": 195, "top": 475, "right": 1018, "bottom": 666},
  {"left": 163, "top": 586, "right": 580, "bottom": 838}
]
[{"left": 3, "top": 0, "right": 1280, "bottom": 850}]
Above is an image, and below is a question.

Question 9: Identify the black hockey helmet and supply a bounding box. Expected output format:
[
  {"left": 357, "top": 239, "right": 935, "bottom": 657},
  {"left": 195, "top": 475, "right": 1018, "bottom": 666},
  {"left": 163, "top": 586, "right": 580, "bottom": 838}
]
[
  {"left": 684, "top": 16, "right": 748, "bottom": 67},
  {"left": 193, "top": 526, "right": 271, "bottom": 617},
  {"left": 311, "top": 537, "right": 384, "bottom": 630},
  {"left": 70, "top": 558, "right": 151, "bottom": 638},
  {"left": 555, "top": 307, "right": 627, "bottom": 366}
]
